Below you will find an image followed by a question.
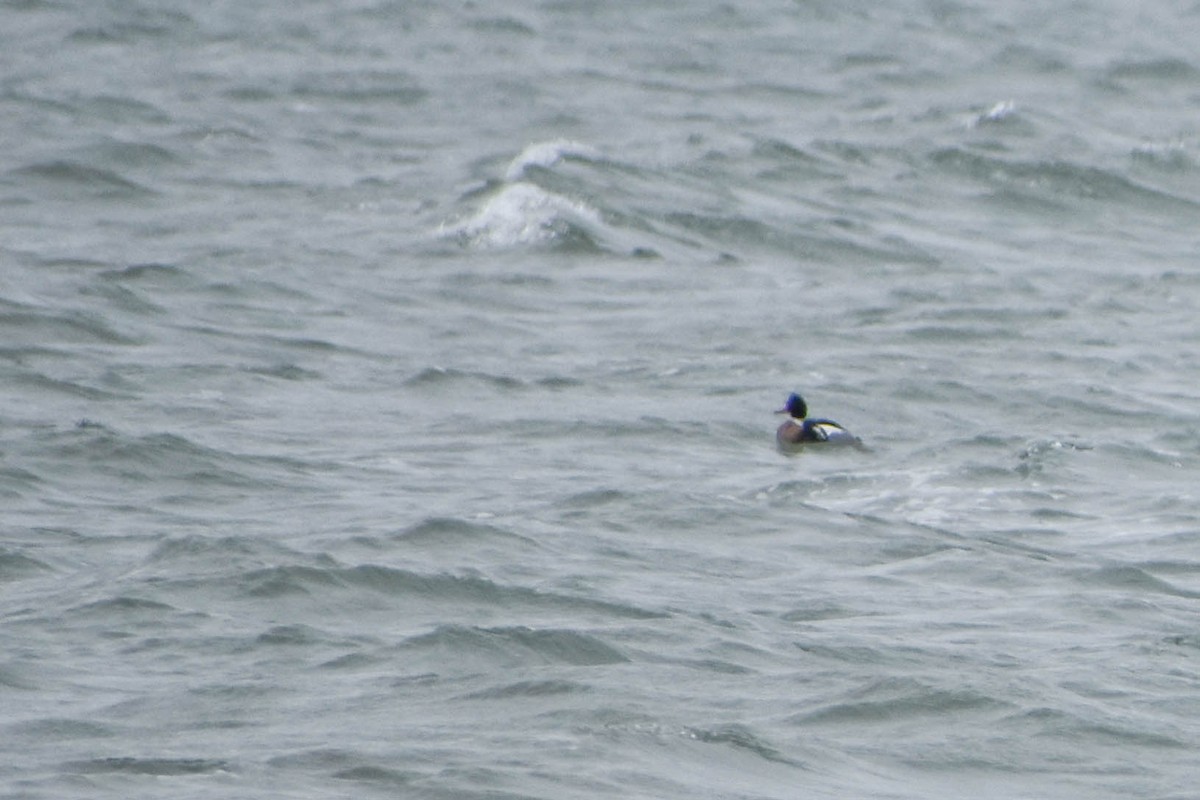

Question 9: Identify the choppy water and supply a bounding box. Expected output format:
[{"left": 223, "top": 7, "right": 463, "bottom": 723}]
[{"left": 3, "top": 2, "right": 1200, "bottom": 798}]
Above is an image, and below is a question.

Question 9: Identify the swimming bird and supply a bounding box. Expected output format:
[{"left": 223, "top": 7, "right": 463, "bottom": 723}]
[{"left": 775, "top": 392, "right": 860, "bottom": 448}]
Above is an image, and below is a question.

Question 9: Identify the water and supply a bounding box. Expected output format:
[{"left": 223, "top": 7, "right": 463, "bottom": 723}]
[{"left": 3, "top": 1, "right": 1199, "bottom": 798}]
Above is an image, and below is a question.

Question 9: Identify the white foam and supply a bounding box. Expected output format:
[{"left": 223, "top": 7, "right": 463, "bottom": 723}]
[
  {"left": 967, "top": 100, "right": 1017, "bottom": 128},
  {"left": 441, "top": 182, "right": 603, "bottom": 249},
  {"left": 504, "top": 139, "right": 602, "bottom": 182}
]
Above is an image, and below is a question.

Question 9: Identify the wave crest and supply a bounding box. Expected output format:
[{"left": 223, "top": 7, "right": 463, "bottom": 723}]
[
  {"left": 504, "top": 139, "right": 602, "bottom": 182},
  {"left": 441, "top": 182, "right": 604, "bottom": 250}
]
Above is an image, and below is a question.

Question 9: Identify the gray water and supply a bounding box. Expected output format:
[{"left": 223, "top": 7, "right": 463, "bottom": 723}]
[{"left": 3, "top": 2, "right": 1200, "bottom": 798}]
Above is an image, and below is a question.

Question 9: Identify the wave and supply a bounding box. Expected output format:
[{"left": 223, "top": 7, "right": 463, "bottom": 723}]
[
  {"left": 289, "top": 70, "right": 427, "bottom": 105},
  {"left": 402, "top": 365, "right": 525, "bottom": 390},
  {"left": 393, "top": 516, "right": 541, "bottom": 549},
  {"left": 83, "top": 139, "right": 183, "bottom": 169},
  {"left": 237, "top": 563, "right": 663, "bottom": 621},
  {"left": 504, "top": 139, "right": 603, "bottom": 182},
  {"left": 966, "top": 99, "right": 1018, "bottom": 129},
  {"left": 1077, "top": 564, "right": 1200, "bottom": 600},
  {"left": 0, "top": 547, "right": 53, "bottom": 581},
  {"left": 0, "top": 307, "right": 138, "bottom": 347},
  {"left": 929, "top": 147, "right": 1200, "bottom": 212},
  {"left": 2, "top": 370, "right": 124, "bottom": 403},
  {"left": 438, "top": 137, "right": 948, "bottom": 262},
  {"left": 681, "top": 724, "right": 797, "bottom": 766},
  {"left": 459, "top": 678, "right": 589, "bottom": 700},
  {"left": 98, "top": 263, "right": 192, "bottom": 284},
  {"left": 1131, "top": 140, "right": 1196, "bottom": 172},
  {"left": 6, "top": 718, "right": 114, "bottom": 739},
  {"left": 268, "top": 749, "right": 418, "bottom": 787},
  {"left": 1002, "top": 705, "right": 1190, "bottom": 750},
  {"left": 11, "top": 424, "right": 320, "bottom": 508},
  {"left": 8, "top": 160, "right": 155, "bottom": 198},
  {"left": 403, "top": 365, "right": 580, "bottom": 392},
  {"left": 67, "top": 6, "right": 197, "bottom": 44},
  {"left": 788, "top": 677, "right": 1005, "bottom": 726},
  {"left": 441, "top": 181, "right": 607, "bottom": 251},
  {"left": 399, "top": 624, "right": 629, "bottom": 667},
  {"left": 437, "top": 140, "right": 673, "bottom": 256},
  {"left": 68, "top": 596, "right": 176, "bottom": 617},
  {"left": 63, "top": 757, "right": 230, "bottom": 776},
  {"left": 146, "top": 533, "right": 300, "bottom": 567},
  {"left": 1105, "top": 57, "right": 1200, "bottom": 83}
]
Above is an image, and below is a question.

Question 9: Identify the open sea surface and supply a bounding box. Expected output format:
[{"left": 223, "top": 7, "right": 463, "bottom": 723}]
[{"left": 3, "top": 2, "right": 1200, "bottom": 798}]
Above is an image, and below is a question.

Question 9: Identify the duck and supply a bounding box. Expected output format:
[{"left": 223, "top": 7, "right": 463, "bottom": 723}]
[{"left": 775, "top": 392, "right": 861, "bottom": 448}]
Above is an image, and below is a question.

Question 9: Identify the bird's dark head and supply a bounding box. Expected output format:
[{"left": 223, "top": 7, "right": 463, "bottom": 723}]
[{"left": 776, "top": 392, "right": 807, "bottom": 419}]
